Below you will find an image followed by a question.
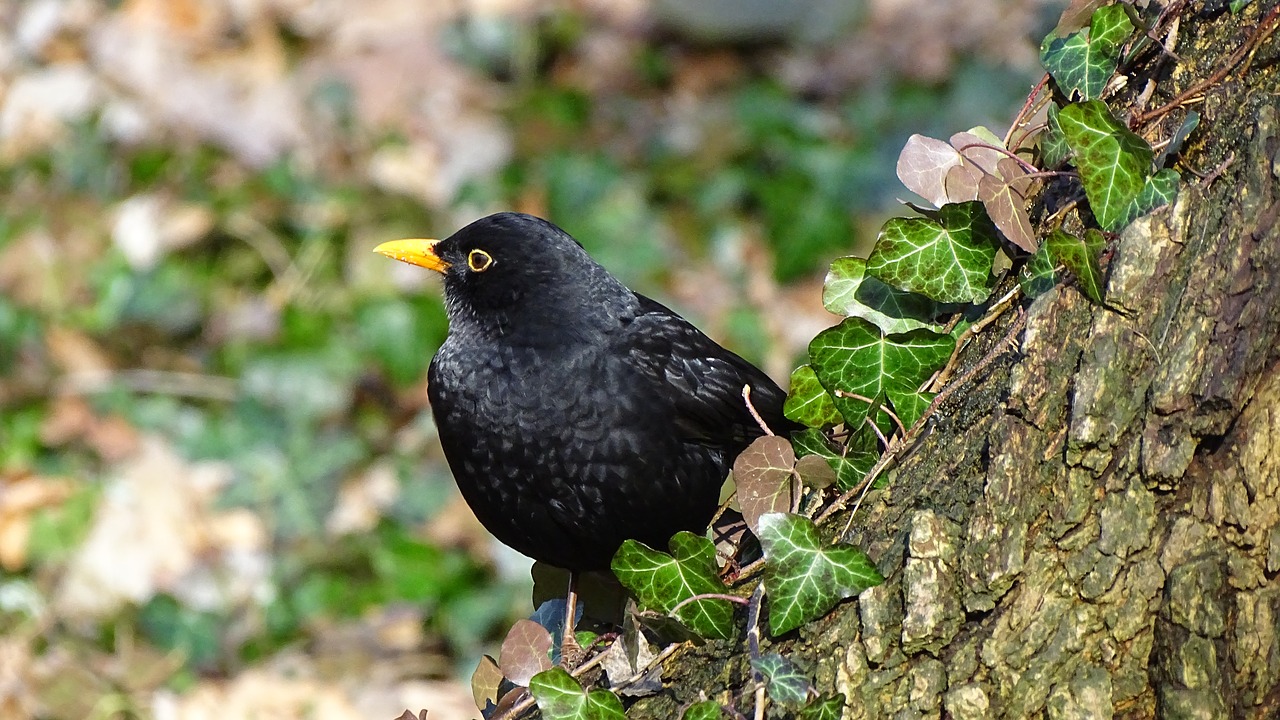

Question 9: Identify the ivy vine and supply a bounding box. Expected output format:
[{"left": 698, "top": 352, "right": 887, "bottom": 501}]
[{"left": 457, "top": 1, "right": 1252, "bottom": 717}]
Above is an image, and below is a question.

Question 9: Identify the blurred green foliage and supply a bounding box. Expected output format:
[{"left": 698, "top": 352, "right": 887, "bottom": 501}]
[{"left": 0, "top": 4, "right": 1034, "bottom": 699}]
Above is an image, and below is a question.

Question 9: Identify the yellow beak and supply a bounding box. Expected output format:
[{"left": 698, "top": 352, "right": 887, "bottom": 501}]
[{"left": 372, "top": 238, "right": 450, "bottom": 273}]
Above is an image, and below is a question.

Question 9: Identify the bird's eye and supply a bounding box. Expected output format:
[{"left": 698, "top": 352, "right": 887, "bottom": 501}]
[{"left": 467, "top": 249, "right": 493, "bottom": 272}]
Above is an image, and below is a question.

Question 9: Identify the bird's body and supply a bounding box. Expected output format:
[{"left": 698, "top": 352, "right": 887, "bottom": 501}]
[{"left": 377, "top": 212, "right": 794, "bottom": 572}]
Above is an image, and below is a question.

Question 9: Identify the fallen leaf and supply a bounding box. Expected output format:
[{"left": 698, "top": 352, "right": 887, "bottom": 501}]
[{"left": 54, "top": 436, "right": 233, "bottom": 620}]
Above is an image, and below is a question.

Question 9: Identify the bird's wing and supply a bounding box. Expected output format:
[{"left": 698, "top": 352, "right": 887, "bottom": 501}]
[{"left": 625, "top": 294, "right": 795, "bottom": 446}]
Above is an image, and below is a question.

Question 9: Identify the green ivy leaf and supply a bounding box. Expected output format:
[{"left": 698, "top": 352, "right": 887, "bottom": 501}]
[
  {"left": 1045, "top": 229, "right": 1106, "bottom": 303},
  {"left": 885, "top": 387, "right": 935, "bottom": 430},
  {"left": 784, "top": 365, "right": 842, "bottom": 428},
  {"left": 681, "top": 700, "right": 725, "bottom": 720},
  {"left": 529, "top": 667, "right": 626, "bottom": 720},
  {"left": 799, "top": 694, "right": 848, "bottom": 720},
  {"left": 1040, "top": 103, "right": 1072, "bottom": 169},
  {"left": 611, "top": 532, "right": 736, "bottom": 640},
  {"left": 1120, "top": 168, "right": 1179, "bottom": 227},
  {"left": 866, "top": 201, "right": 1000, "bottom": 304},
  {"left": 822, "top": 257, "right": 941, "bottom": 334},
  {"left": 1019, "top": 241, "right": 1059, "bottom": 297},
  {"left": 1230, "top": 0, "right": 1252, "bottom": 13},
  {"left": 807, "top": 317, "right": 955, "bottom": 429},
  {"left": 1058, "top": 100, "right": 1154, "bottom": 231},
  {"left": 1040, "top": 4, "right": 1134, "bottom": 100},
  {"left": 758, "top": 512, "right": 884, "bottom": 635},
  {"left": 1156, "top": 111, "right": 1199, "bottom": 168},
  {"left": 751, "top": 653, "right": 813, "bottom": 707},
  {"left": 791, "top": 428, "right": 880, "bottom": 491}
]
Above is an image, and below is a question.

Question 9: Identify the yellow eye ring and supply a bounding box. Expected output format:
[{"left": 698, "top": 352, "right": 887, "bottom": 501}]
[{"left": 467, "top": 249, "right": 493, "bottom": 272}]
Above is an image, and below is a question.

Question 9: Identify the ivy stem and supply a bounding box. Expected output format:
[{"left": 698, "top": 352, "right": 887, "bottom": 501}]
[
  {"left": 953, "top": 142, "right": 1040, "bottom": 175},
  {"left": 668, "top": 592, "right": 751, "bottom": 617},
  {"left": 746, "top": 582, "right": 766, "bottom": 669},
  {"left": 742, "top": 385, "right": 775, "bottom": 436},
  {"left": 1004, "top": 73, "right": 1050, "bottom": 147}
]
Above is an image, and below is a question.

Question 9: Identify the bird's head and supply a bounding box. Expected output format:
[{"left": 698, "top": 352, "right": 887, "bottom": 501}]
[{"left": 374, "top": 212, "right": 633, "bottom": 340}]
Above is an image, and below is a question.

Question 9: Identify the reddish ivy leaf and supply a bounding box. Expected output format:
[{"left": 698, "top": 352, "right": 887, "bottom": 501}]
[
  {"left": 896, "top": 134, "right": 964, "bottom": 207},
  {"left": 499, "top": 618, "right": 554, "bottom": 687},
  {"left": 734, "top": 436, "right": 797, "bottom": 535},
  {"left": 945, "top": 129, "right": 1009, "bottom": 203},
  {"left": 976, "top": 172, "right": 1036, "bottom": 252},
  {"left": 794, "top": 454, "right": 836, "bottom": 490},
  {"left": 1053, "top": 0, "right": 1108, "bottom": 35}
]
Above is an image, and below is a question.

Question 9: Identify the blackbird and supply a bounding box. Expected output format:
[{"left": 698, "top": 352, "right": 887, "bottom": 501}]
[{"left": 374, "top": 212, "right": 795, "bottom": 573}]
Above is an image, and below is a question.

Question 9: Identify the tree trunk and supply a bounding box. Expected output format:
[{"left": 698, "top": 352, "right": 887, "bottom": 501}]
[{"left": 626, "top": 5, "right": 1280, "bottom": 719}]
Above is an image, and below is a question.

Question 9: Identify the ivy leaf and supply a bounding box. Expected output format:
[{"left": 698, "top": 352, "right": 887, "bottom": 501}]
[
  {"left": 611, "top": 532, "right": 736, "bottom": 640},
  {"left": 896, "top": 134, "right": 965, "bottom": 207},
  {"left": 793, "top": 454, "right": 837, "bottom": 490},
  {"left": 499, "top": 619, "right": 554, "bottom": 686},
  {"left": 1120, "top": 168, "right": 1180, "bottom": 227},
  {"left": 822, "top": 257, "right": 941, "bottom": 335},
  {"left": 1019, "top": 241, "right": 1059, "bottom": 297},
  {"left": 784, "top": 365, "right": 842, "bottom": 428},
  {"left": 791, "top": 428, "right": 879, "bottom": 492},
  {"left": 734, "top": 436, "right": 797, "bottom": 536},
  {"left": 1045, "top": 229, "right": 1106, "bottom": 303},
  {"left": 866, "top": 201, "right": 1000, "bottom": 304},
  {"left": 885, "top": 387, "right": 934, "bottom": 430},
  {"left": 529, "top": 667, "right": 626, "bottom": 720},
  {"left": 799, "top": 694, "right": 848, "bottom": 720},
  {"left": 681, "top": 700, "right": 725, "bottom": 720},
  {"left": 1040, "top": 4, "right": 1134, "bottom": 101},
  {"left": 1058, "top": 100, "right": 1154, "bottom": 231},
  {"left": 471, "top": 655, "right": 505, "bottom": 712},
  {"left": 1230, "top": 0, "right": 1252, "bottom": 12},
  {"left": 751, "top": 653, "right": 813, "bottom": 707},
  {"left": 1040, "top": 104, "right": 1072, "bottom": 169},
  {"left": 758, "top": 512, "right": 884, "bottom": 635},
  {"left": 1053, "top": 0, "right": 1108, "bottom": 35},
  {"left": 1156, "top": 111, "right": 1200, "bottom": 169},
  {"left": 807, "top": 317, "right": 955, "bottom": 429},
  {"left": 977, "top": 164, "right": 1037, "bottom": 253}
]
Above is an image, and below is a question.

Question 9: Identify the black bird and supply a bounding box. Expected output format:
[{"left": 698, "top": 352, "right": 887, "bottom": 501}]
[{"left": 374, "top": 212, "right": 793, "bottom": 576}]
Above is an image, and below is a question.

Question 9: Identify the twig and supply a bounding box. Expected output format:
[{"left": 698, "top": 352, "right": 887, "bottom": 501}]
[
  {"left": 953, "top": 142, "right": 1041, "bottom": 175},
  {"left": 1004, "top": 74, "right": 1050, "bottom": 148},
  {"left": 926, "top": 308, "right": 1027, "bottom": 416},
  {"left": 742, "top": 385, "right": 775, "bottom": 436},
  {"left": 1133, "top": 6, "right": 1280, "bottom": 125},
  {"left": 55, "top": 369, "right": 239, "bottom": 401},
  {"left": 668, "top": 592, "right": 751, "bottom": 617},
  {"left": 930, "top": 285, "right": 1020, "bottom": 391},
  {"left": 863, "top": 413, "right": 891, "bottom": 449}
]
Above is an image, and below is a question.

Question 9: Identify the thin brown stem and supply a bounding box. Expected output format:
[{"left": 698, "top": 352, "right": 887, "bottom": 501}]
[{"left": 742, "top": 385, "right": 775, "bottom": 436}]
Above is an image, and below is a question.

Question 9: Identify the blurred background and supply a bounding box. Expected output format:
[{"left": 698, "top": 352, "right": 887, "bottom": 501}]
[{"left": 0, "top": 0, "right": 1050, "bottom": 717}]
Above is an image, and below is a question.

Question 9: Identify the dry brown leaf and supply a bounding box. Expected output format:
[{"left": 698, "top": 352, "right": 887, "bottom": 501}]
[
  {"left": 163, "top": 668, "right": 363, "bottom": 720},
  {"left": 54, "top": 436, "right": 232, "bottom": 620},
  {"left": 327, "top": 462, "right": 401, "bottom": 536},
  {"left": 45, "top": 326, "right": 112, "bottom": 375},
  {"left": 0, "top": 473, "right": 77, "bottom": 570}
]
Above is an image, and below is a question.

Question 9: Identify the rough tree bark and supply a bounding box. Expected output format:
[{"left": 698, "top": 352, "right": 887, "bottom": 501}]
[{"left": 625, "top": 5, "right": 1280, "bottom": 719}]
